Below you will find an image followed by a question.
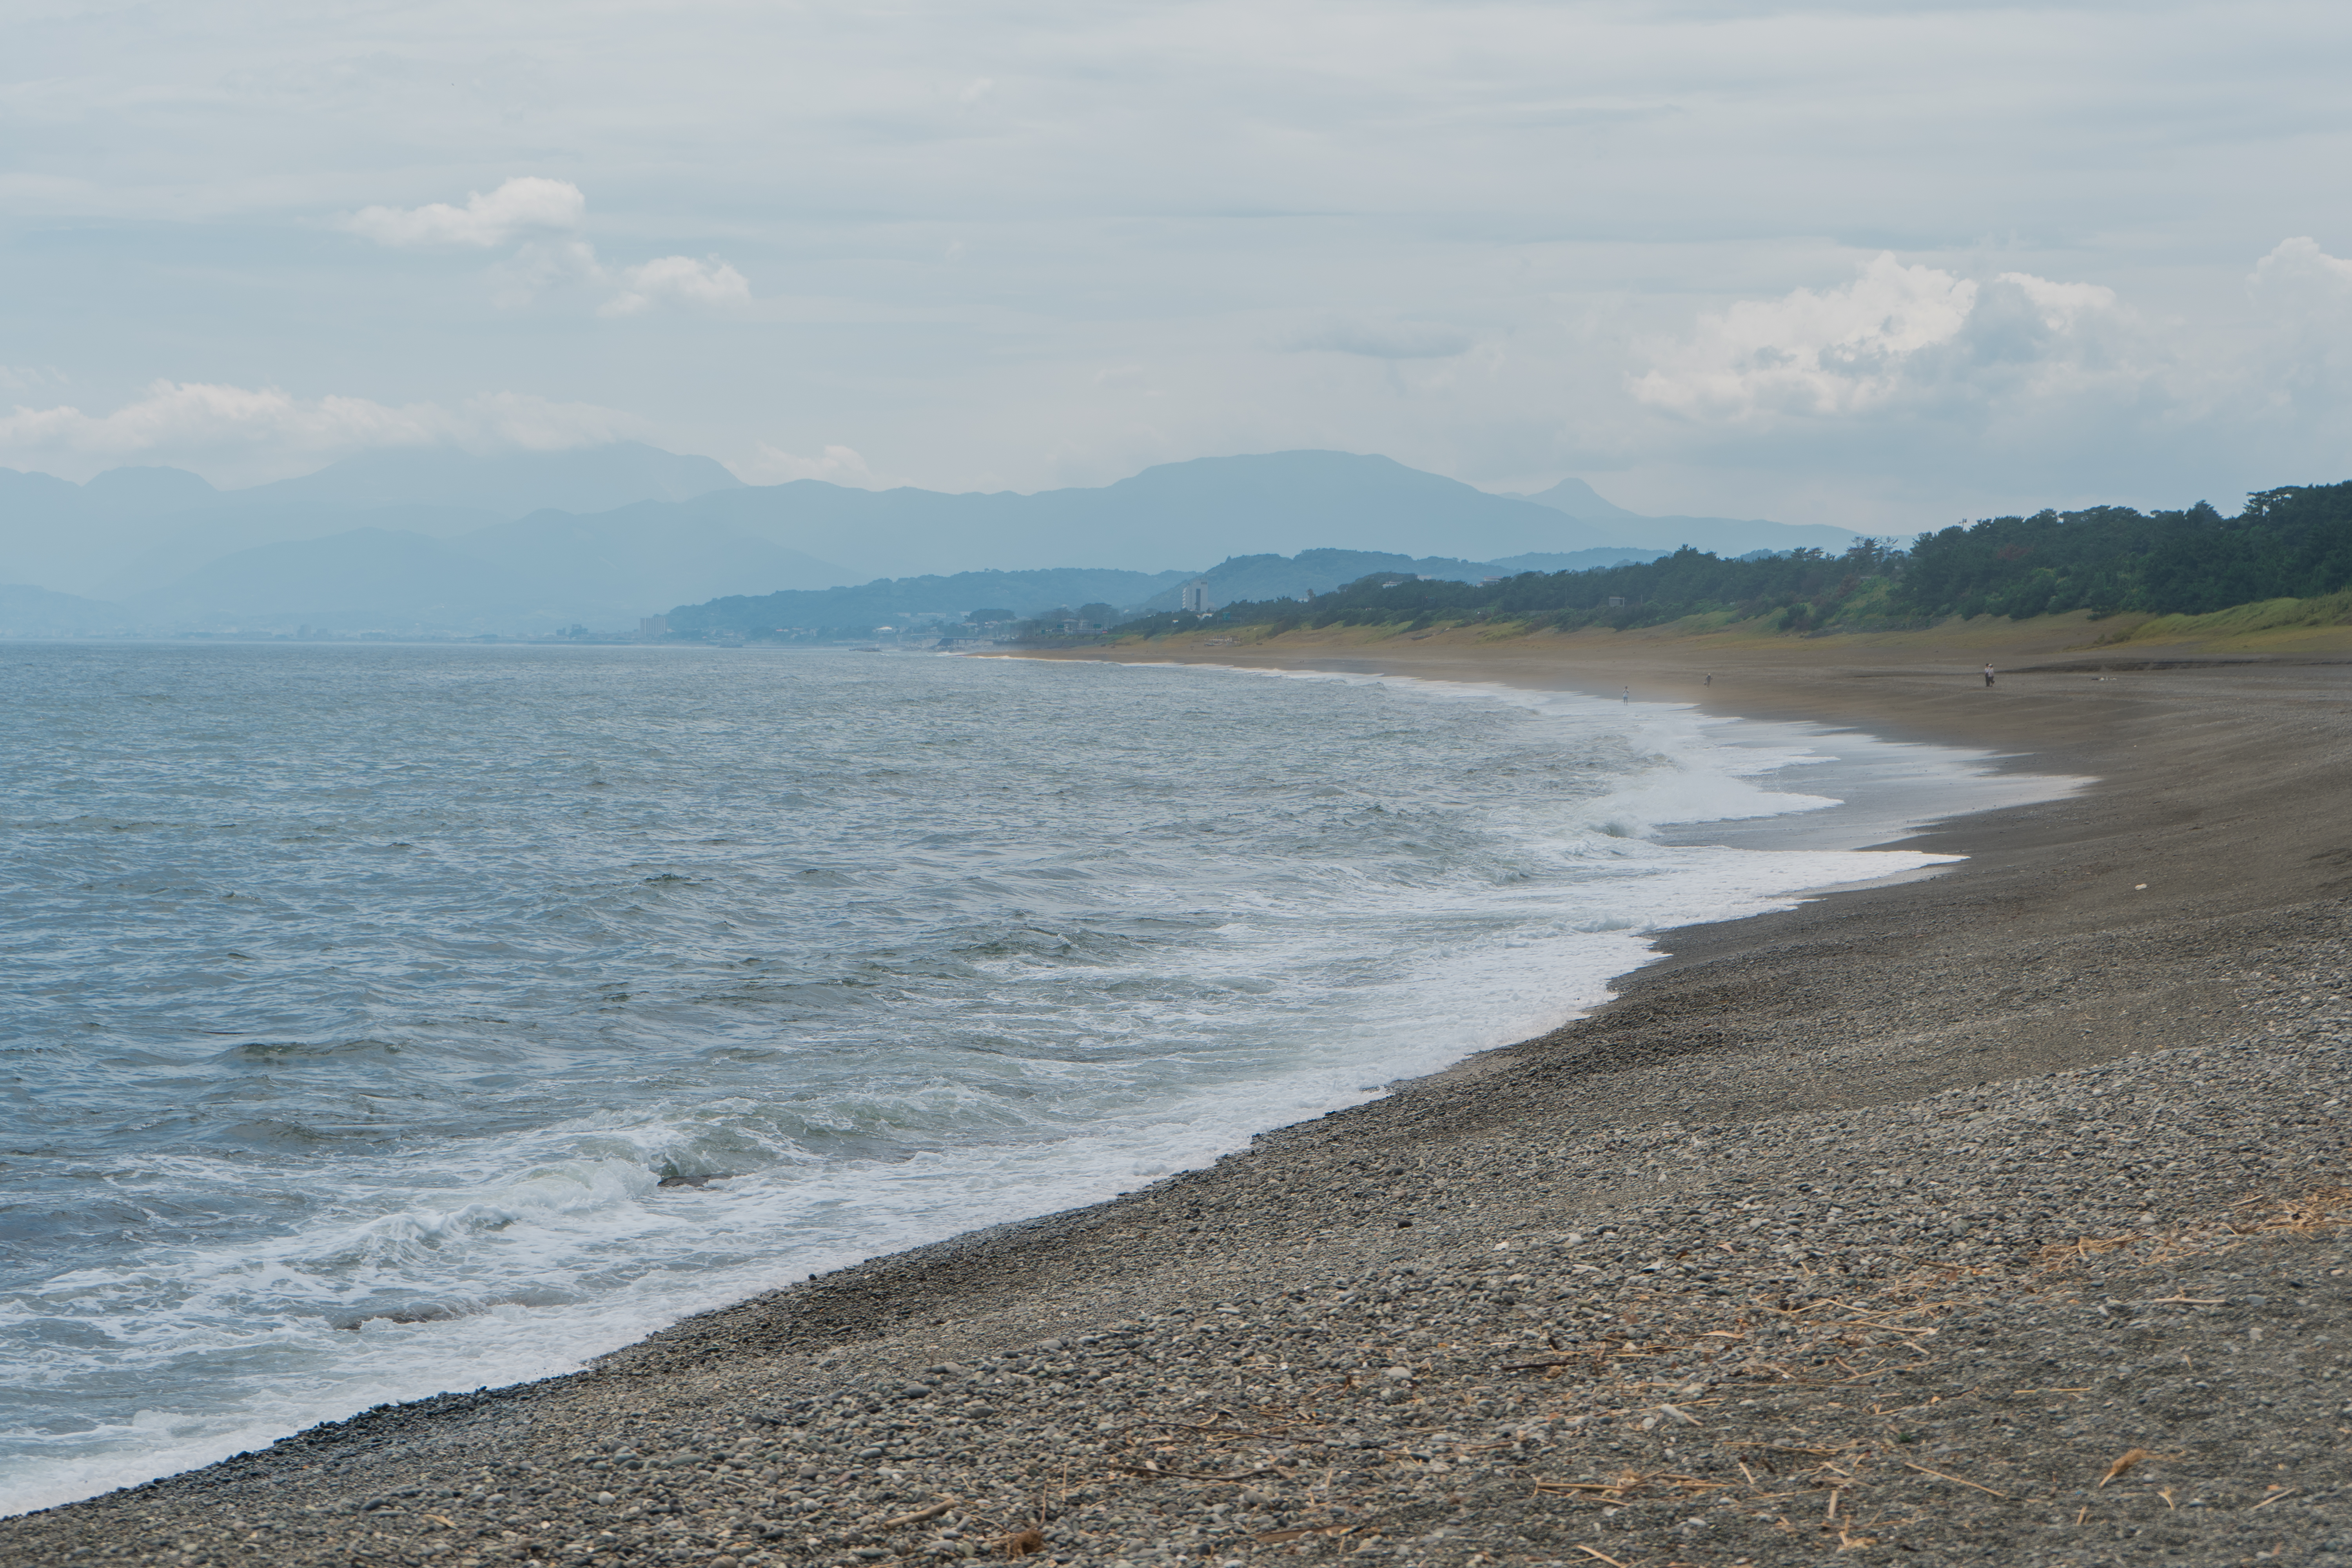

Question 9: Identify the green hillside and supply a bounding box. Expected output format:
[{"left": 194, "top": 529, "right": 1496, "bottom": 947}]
[{"left": 1108, "top": 482, "right": 2352, "bottom": 638}]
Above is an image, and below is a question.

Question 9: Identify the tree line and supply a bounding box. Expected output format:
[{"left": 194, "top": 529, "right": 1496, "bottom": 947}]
[{"left": 1111, "top": 481, "right": 2352, "bottom": 637}]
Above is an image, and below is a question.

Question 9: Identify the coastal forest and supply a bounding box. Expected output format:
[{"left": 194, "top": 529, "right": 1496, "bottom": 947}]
[{"left": 1111, "top": 480, "right": 2352, "bottom": 639}]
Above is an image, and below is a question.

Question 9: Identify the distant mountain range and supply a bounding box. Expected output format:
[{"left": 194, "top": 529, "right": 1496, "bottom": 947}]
[
  {"left": 676, "top": 568, "right": 1200, "bottom": 635},
  {"left": 670, "top": 546, "right": 1680, "bottom": 635},
  {"left": 0, "top": 583, "right": 136, "bottom": 637},
  {"left": 1145, "top": 546, "right": 1672, "bottom": 611},
  {"left": 605, "top": 452, "right": 1858, "bottom": 585},
  {"left": 0, "top": 444, "right": 745, "bottom": 601},
  {"left": 0, "top": 445, "right": 1865, "bottom": 636},
  {"left": 1510, "top": 477, "right": 1861, "bottom": 560},
  {"left": 134, "top": 514, "right": 844, "bottom": 632}
]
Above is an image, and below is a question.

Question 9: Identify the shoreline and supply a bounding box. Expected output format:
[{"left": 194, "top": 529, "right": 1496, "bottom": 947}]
[
  {"left": 2, "top": 648, "right": 2048, "bottom": 1519},
  {"left": 0, "top": 658, "right": 2032, "bottom": 1523},
  {"left": 8, "top": 632, "right": 2352, "bottom": 1566},
  {"left": 0, "top": 650, "right": 2034, "bottom": 1523}
]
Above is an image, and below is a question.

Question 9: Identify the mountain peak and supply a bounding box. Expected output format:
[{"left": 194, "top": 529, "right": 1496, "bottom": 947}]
[{"left": 1521, "top": 476, "right": 1642, "bottom": 521}]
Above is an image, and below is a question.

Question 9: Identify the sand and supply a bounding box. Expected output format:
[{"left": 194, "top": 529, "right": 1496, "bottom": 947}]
[{"left": 7, "top": 620, "right": 2351, "bottom": 1568}]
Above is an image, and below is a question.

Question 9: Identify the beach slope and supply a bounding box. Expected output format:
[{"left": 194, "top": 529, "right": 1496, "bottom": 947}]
[{"left": 6, "top": 626, "right": 2350, "bottom": 1567}]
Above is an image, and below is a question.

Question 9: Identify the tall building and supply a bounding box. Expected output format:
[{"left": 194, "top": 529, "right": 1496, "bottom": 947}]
[{"left": 1180, "top": 580, "right": 1210, "bottom": 614}]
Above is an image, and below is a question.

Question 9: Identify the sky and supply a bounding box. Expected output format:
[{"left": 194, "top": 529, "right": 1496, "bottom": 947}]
[{"left": 5, "top": 0, "right": 2352, "bottom": 530}]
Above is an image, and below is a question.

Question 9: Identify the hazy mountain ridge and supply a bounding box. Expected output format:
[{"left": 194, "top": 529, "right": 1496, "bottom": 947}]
[
  {"left": 133, "top": 529, "right": 538, "bottom": 631},
  {"left": 1514, "top": 476, "right": 1863, "bottom": 557},
  {"left": 124, "top": 519, "right": 853, "bottom": 634},
  {"left": 1517, "top": 477, "right": 1644, "bottom": 521},
  {"left": 0, "top": 443, "right": 747, "bottom": 603},
  {"left": 1129, "top": 546, "right": 1668, "bottom": 612},
  {"left": 393, "top": 450, "right": 1852, "bottom": 595},
  {"left": 0, "top": 444, "right": 1856, "bottom": 634},
  {"left": 671, "top": 546, "right": 1679, "bottom": 634},
  {"left": 636, "top": 452, "right": 1661, "bottom": 582},
  {"left": 0, "top": 583, "right": 136, "bottom": 637},
  {"left": 672, "top": 568, "right": 1197, "bottom": 635}
]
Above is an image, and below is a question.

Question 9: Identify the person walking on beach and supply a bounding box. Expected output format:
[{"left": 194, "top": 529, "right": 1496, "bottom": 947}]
[
  {"left": 1983, "top": 663, "right": 1996, "bottom": 687},
  {"left": 1622, "top": 685, "right": 1631, "bottom": 703}
]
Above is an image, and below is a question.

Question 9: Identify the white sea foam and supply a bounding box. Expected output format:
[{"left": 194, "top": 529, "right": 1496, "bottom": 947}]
[{"left": 0, "top": 646, "right": 2080, "bottom": 1516}]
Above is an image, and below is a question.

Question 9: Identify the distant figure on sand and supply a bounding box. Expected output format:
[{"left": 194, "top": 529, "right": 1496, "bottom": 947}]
[
  {"left": 1983, "top": 664, "right": 1996, "bottom": 688},
  {"left": 1703, "top": 673, "right": 1711, "bottom": 686},
  {"left": 1622, "top": 686, "right": 1631, "bottom": 703}
]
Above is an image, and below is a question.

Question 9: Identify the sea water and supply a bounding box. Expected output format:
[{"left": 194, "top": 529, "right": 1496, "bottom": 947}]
[{"left": 0, "top": 643, "right": 2067, "bottom": 1514}]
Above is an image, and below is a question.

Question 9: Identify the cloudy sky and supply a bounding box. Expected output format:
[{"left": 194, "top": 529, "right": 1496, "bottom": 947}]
[{"left": 5, "top": 0, "right": 2351, "bottom": 529}]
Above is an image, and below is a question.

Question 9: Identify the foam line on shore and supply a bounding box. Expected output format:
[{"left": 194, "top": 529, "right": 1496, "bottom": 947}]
[
  {"left": 11, "top": 647, "right": 2352, "bottom": 1561},
  {"left": 0, "top": 650, "right": 2070, "bottom": 1518}
]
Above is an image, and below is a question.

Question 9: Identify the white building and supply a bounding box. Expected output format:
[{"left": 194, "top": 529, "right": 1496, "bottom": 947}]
[{"left": 1180, "top": 579, "right": 1210, "bottom": 614}]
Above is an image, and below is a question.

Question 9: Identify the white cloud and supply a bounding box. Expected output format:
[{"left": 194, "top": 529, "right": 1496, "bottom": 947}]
[
  {"left": 600, "top": 256, "right": 754, "bottom": 317},
  {"left": 2260, "top": 236, "right": 2352, "bottom": 288},
  {"left": 0, "top": 364, "right": 65, "bottom": 395},
  {"left": 1633, "top": 254, "right": 1979, "bottom": 419},
  {"left": 0, "top": 381, "right": 444, "bottom": 459},
  {"left": 2000, "top": 274, "right": 2120, "bottom": 334},
  {"left": 1632, "top": 253, "right": 2125, "bottom": 423},
  {"left": 2251, "top": 236, "right": 2352, "bottom": 313},
  {"left": 344, "top": 176, "right": 587, "bottom": 248},
  {"left": 18, "top": 2, "right": 2352, "bottom": 526},
  {"left": 345, "top": 177, "right": 751, "bottom": 316},
  {"left": 2241, "top": 237, "right": 2352, "bottom": 423},
  {"left": 735, "top": 442, "right": 877, "bottom": 486},
  {"left": 0, "top": 381, "right": 646, "bottom": 483}
]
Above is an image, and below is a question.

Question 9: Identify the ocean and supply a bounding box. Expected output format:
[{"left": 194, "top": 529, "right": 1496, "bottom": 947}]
[{"left": 0, "top": 642, "right": 2066, "bottom": 1515}]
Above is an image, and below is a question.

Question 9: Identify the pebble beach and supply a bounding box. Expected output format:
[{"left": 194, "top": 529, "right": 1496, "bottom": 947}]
[{"left": 9, "top": 626, "right": 2351, "bottom": 1568}]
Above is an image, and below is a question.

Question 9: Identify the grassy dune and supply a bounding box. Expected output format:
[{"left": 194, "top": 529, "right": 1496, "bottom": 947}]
[{"left": 2085, "top": 589, "right": 2352, "bottom": 650}]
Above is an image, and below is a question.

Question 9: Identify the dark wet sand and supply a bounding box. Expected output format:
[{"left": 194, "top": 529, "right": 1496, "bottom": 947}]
[{"left": 8, "top": 626, "right": 2352, "bottom": 1567}]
